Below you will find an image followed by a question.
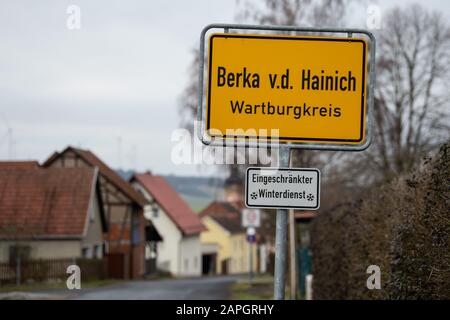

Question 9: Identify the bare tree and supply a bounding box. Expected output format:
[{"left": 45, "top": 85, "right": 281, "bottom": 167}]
[
  {"left": 367, "top": 5, "right": 450, "bottom": 181},
  {"left": 179, "top": 49, "right": 200, "bottom": 132},
  {"left": 236, "top": 0, "right": 349, "bottom": 27}
]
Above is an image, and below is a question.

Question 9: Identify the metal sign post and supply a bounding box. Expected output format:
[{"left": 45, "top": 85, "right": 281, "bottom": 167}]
[
  {"left": 249, "top": 241, "right": 253, "bottom": 284},
  {"left": 243, "top": 210, "right": 259, "bottom": 285},
  {"left": 247, "top": 227, "right": 256, "bottom": 284},
  {"left": 247, "top": 227, "right": 256, "bottom": 285},
  {"left": 274, "top": 145, "right": 291, "bottom": 300},
  {"left": 289, "top": 208, "right": 297, "bottom": 300}
]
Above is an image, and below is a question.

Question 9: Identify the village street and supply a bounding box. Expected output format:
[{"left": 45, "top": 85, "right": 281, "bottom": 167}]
[
  {"left": 0, "top": 276, "right": 241, "bottom": 300},
  {"left": 70, "top": 275, "right": 240, "bottom": 300},
  {"left": 68, "top": 275, "right": 241, "bottom": 300}
]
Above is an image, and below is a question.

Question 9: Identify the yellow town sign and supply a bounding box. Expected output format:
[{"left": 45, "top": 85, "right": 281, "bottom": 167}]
[{"left": 205, "top": 33, "right": 369, "bottom": 145}]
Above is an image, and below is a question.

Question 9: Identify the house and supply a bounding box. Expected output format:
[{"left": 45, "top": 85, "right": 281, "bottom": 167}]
[
  {"left": 0, "top": 167, "right": 107, "bottom": 262},
  {"left": 42, "top": 146, "right": 160, "bottom": 279},
  {"left": 199, "top": 201, "right": 258, "bottom": 275},
  {"left": 130, "top": 172, "right": 206, "bottom": 277}
]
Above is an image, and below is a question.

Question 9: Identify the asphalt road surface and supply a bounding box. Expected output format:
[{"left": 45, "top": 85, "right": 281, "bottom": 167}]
[{"left": 68, "top": 275, "right": 240, "bottom": 300}]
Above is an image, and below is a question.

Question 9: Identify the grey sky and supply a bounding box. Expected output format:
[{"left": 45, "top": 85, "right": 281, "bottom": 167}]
[{"left": 0, "top": 0, "right": 448, "bottom": 176}]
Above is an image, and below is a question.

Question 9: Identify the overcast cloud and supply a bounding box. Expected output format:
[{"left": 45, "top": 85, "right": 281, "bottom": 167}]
[{"left": 0, "top": 0, "right": 448, "bottom": 176}]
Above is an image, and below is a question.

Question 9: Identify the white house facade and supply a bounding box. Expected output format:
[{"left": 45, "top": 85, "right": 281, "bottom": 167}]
[{"left": 131, "top": 173, "right": 205, "bottom": 277}]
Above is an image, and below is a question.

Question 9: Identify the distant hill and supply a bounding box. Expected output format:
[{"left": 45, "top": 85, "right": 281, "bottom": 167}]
[
  {"left": 164, "top": 175, "right": 224, "bottom": 212},
  {"left": 116, "top": 169, "right": 134, "bottom": 181},
  {"left": 116, "top": 169, "right": 224, "bottom": 212}
]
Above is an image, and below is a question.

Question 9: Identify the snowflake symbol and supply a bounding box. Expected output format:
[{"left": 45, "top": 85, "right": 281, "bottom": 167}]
[
  {"left": 251, "top": 192, "right": 258, "bottom": 200},
  {"left": 307, "top": 193, "right": 314, "bottom": 201}
]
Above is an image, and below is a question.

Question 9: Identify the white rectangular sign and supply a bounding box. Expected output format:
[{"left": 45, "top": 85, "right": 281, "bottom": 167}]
[
  {"left": 242, "top": 209, "right": 261, "bottom": 228},
  {"left": 245, "top": 167, "right": 320, "bottom": 210}
]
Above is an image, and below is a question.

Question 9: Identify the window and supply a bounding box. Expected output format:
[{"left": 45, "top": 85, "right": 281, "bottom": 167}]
[
  {"left": 152, "top": 206, "right": 159, "bottom": 218},
  {"left": 82, "top": 246, "right": 91, "bottom": 258},
  {"left": 94, "top": 244, "right": 102, "bottom": 259},
  {"left": 184, "top": 258, "right": 189, "bottom": 272},
  {"left": 132, "top": 221, "right": 140, "bottom": 244}
]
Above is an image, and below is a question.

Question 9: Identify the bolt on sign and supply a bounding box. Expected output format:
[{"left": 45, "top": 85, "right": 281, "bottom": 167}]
[
  {"left": 245, "top": 167, "right": 320, "bottom": 210},
  {"left": 202, "top": 30, "right": 373, "bottom": 149}
]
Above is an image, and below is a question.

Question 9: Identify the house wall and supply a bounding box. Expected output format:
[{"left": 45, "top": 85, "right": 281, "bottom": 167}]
[
  {"left": 180, "top": 235, "right": 202, "bottom": 276},
  {"left": 0, "top": 240, "right": 81, "bottom": 263},
  {"left": 132, "top": 182, "right": 203, "bottom": 277},
  {"left": 200, "top": 217, "right": 231, "bottom": 274},
  {"left": 148, "top": 205, "right": 182, "bottom": 275},
  {"left": 81, "top": 187, "right": 104, "bottom": 259},
  {"left": 230, "top": 233, "right": 257, "bottom": 274},
  {"left": 200, "top": 217, "right": 257, "bottom": 274},
  {"left": 133, "top": 182, "right": 182, "bottom": 276}
]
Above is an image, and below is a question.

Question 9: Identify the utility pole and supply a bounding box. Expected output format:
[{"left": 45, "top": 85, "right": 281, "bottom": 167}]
[{"left": 16, "top": 254, "right": 21, "bottom": 286}]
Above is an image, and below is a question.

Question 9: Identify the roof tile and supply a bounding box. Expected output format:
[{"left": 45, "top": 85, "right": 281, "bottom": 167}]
[
  {"left": 0, "top": 161, "right": 39, "bottom": 169},
  {"left": 0, "top": 167, "right": 96, "bottom": 238},
  {"left": 199, "top": 201, "right": 245, "bottom": 234}
]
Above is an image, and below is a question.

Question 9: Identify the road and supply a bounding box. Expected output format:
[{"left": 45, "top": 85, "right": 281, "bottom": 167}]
[{"left": 68, "top": 275, "right": 240, "bottom": 300}]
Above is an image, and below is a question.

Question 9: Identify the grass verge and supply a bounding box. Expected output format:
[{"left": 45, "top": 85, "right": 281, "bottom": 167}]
[{"left": 230, "top": 275, "right": 274, "bottom": 300}]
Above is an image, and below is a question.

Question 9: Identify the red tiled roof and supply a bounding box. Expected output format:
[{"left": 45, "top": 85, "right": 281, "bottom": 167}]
[
  {"left": 132, "top": 173, "right": 206, "bottom": 235},
  {"left": 0, "top": 168, "right": 99, "bottom": 239},
  {"left": 0, "top": 161, "right": 39, "bottom": 169},
  {"left": 199, "top": 201, "right": 245, "bottom": 234},
  {"left": 43, "top": 146, "right": 148, "bottom": 207}
]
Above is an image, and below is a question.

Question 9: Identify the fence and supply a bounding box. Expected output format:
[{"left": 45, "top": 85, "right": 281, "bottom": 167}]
[{"left": 0, "top": 257, "right": 107, "bottom": 285}]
